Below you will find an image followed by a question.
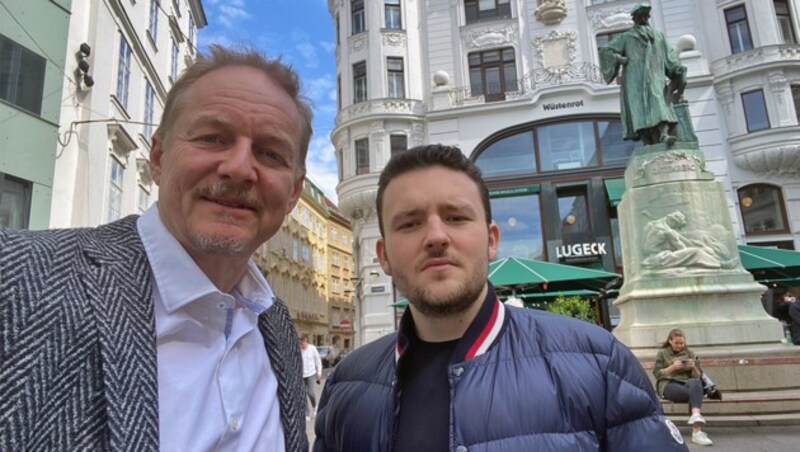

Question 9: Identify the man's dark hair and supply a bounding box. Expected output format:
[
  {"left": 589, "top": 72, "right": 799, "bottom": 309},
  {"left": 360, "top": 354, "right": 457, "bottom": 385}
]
[
  {"left": 376, "top": 144, "right": 492, "bottom": 236},
  {"left": 301, "top": 335, "right": 309, "bottom": 342}
]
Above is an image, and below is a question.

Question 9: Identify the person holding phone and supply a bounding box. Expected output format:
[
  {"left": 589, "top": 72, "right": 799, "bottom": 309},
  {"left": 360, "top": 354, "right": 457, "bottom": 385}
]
[{"left": 653, "top": 329, "right": 713, "bottom": 446}]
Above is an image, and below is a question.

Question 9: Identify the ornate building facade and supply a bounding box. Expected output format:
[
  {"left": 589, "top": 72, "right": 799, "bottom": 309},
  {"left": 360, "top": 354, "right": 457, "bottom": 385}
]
[{"left": 329, "top": 0, "right": 800, "bottom": 345}]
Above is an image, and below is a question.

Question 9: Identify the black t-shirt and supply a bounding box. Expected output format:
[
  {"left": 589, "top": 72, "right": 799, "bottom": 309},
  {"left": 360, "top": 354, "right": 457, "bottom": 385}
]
[{"left": 392, "top": 338, "right": 459, "bottom": 452}]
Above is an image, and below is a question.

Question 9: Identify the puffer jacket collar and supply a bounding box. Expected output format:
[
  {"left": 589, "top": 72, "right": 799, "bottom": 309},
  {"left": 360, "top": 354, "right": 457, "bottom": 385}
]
[{"left": 395, "top": 282, "right": 509, "bottom": 367}]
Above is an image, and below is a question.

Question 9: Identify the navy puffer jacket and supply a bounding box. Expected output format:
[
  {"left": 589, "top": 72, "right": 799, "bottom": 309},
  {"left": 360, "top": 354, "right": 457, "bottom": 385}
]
[{"left": 314, "top": 286, "right": 688, "bottom": 451}]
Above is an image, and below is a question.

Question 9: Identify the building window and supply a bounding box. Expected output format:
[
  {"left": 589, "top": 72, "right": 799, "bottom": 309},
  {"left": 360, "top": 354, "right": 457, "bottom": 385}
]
[
  {"left": 293, "top": 239, "right": 299, "bottom": 261},
  {"left": 725, "top": 5, "right": 753, "bottom": 54},
  {"left": 332, "top": 277, "right": 340, "bottom": 293},
  {"left": 596, "top": 30, "right": 627, "bottom": 57},
  {"left": 387, "top": 57, "right": 405, "bottom": 98},
  {"left": 352, "top": 0, "right": 366, "bottom": 34},
  {"left": 337, "top": 148, "right": 344, "bottom": 181},
  {"left": 464, "top": 0, "right": 511, "bottom": 25},
  {"left": 775, "top": 0, "right": 797, "bottom": 44},
  {"left": 353, "top": 61, "right": 367, "bottom": 103},
  {"left": 331, "top": 226, "right": 339, "bottom": 241},
  {"left": 558, "top": 188, "right": 591, "bottom": 248},
  {"left": 144, "top": 81, "right": 155, "bottom": 141},
  {"left": 333, "top": 252, "right": 340, "bottom": 267},
  {"left": 390, "top": 135, "right": 407, "bottom": 156},
  {"left": 148, "top": 0, "right": 159, "bottom": 43},
  {"left": 138, "top": 185, "right": 150, "bottom": 213},
  {"left": 792, "top": 85, "right": 800, "bottom": 124},
  {"left": 385, "top": 0, "right": 402, "bottom": 29},
  {"left": 475, "top": 117, "right": 636, "bottom": 178},
  {"left": 107, "top": 159, "right": 124, "bottom": 223},
  {"left": 742, "top": 89, "right": 770, "bottom": 132},
  {"left": 170, "top": 40, "right": 179, "bottom": 82},
  {"left": 490, "top": 192, "right": 544, "bottom": 260},
  {"left": 355, "top": 138, "right": 370, "bottom": 175},
  {"left": 0, "top": 173, "right": 31, "bottom": 229},
  {"left": 336, "top": 14, "right": 341, "bottom": 45},
  {"left": 738, "top": 184, "right": 790, "bottom": 234},
  {"left": 116, "top": 36, "right": 132, "bottom": 109},
  {"left": 337, "top": 75, "right": 342, "bottom": 110},
  {"left": 468, "top": 48, "right": 517, "bottom": 102},
  {"left": 0, "top": 34, "right": 46, "bottom": 115},
  {"left": 188, "top": 14, "right": 196, "bottom": 47}
]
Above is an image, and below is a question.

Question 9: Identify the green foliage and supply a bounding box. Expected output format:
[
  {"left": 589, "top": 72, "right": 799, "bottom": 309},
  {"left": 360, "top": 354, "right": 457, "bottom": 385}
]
[{"left": 546, "top": 295, "right": 597, "bottom": 324}]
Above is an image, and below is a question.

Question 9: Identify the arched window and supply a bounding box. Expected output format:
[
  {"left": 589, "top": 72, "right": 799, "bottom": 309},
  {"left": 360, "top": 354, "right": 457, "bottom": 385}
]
[{"left": 738, "top": 184, "right": 790, "bottom": 234}]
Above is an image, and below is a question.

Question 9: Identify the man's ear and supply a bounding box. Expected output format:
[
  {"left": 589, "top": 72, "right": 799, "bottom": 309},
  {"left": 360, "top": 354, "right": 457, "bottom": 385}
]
[
  {"left": 150, "top": 134, "right": 164, "bottom": 185},
  {"left": 376, "top": 237, "right": 392, "bottom": 276},
  {"left": 488, "top": 222, "right": 500, "bottom": 262},
  {"left": 285, "top": 171, "right": 305, "bottom": 214}
]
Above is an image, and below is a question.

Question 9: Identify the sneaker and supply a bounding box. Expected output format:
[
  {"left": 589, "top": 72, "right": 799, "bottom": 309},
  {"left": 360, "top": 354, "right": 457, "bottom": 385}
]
[
  {"left": 692, "top": 431, "right": 713, "bottom": 446},
  {"left": 687, "top": 413, "right": 706, "bottom": 425}
]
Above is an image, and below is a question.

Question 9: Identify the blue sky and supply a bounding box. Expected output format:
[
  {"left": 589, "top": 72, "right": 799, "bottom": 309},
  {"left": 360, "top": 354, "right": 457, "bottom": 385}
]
[{"left": 198, "top": 0, "right": 340, "bottom": 202}]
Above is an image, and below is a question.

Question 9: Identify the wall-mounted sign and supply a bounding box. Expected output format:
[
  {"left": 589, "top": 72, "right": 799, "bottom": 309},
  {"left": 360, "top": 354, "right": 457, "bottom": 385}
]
[
  {"left": 555, "top": 242, "right": 607, "bottom": 259},
  {"left": 489, "top": 185, "right": 541, "bottom": 199},
  {"left": 371, "top": 285, "right": 386, "bottom": 293},
  {"left": 542, "top": 99, "right": 584, "bottom": 111}
]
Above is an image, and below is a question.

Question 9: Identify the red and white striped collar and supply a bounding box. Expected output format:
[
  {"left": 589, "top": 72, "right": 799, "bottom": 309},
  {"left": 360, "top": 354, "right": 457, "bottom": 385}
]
[{"left": 395, "top": 283, "right": 508, "bottom": 364}]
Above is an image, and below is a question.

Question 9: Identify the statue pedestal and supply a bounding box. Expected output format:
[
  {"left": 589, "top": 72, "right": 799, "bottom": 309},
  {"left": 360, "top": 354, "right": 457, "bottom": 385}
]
[{"left": 613, "top": 142, "right": 783, "bottom": 348}]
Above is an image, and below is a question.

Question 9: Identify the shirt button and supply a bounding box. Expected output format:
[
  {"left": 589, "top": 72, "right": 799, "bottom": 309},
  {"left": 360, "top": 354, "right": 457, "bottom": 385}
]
[
  {"left": 453, "top": 367, "right": 464, "bottom": 377},
  {"left": 231, "top": 418, "right": 239, "bottom": 430}
]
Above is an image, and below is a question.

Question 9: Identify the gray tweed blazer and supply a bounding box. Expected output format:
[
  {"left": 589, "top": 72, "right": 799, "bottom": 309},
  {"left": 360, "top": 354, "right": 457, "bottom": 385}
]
[{"left": 0, "top": 216, "right": 308, "bottom": 451}]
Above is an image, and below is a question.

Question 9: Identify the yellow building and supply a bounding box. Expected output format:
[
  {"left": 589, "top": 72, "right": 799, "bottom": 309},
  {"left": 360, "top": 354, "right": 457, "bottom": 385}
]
[
  {"left": 253, "top": 179, "right": 355, "bottom": 348},
  {"left": 325, "top": 198, "right": 355, "bottom": 351}
]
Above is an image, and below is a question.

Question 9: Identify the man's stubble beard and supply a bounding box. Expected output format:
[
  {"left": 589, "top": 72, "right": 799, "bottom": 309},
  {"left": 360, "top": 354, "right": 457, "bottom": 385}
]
[
  {"left": 396, "top": 249, "right": 489, "bottom": 319},
  {"left": 189, "top": 182, "right": 260, "bottom": 255}
]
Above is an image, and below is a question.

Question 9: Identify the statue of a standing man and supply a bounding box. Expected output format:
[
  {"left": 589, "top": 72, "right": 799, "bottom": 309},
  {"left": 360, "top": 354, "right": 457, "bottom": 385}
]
[{"left": 600, "top": 3, "right": 687, "bottom": 146}]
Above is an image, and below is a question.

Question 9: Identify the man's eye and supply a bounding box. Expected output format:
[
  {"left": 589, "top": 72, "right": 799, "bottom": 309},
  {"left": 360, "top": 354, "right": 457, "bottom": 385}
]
[
  {"left": 256, "top": 149, "right": 287, "bottom": 165},
  {"left": 197, "top": 135, "right": 221, "bottom": 144}
]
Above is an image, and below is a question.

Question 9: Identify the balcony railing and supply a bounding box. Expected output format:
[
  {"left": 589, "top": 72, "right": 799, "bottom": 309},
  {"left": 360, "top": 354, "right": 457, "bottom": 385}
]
[{"left": 449, "top": 62, "right": 605, "bottom": 107}]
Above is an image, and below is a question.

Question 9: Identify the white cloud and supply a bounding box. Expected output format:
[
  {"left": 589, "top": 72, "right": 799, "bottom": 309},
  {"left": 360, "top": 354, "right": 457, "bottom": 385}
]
[
  {"left": 305, "top": 136, "right": 340, "bottom": 203},
  {"left": 319, "top": 41, "right": 336, "bottom": 53},
  {"left": 214, "top": 0, "right": 252, "bottom": 29},
  {"left": 295, "top": 42, "right": 319, "bottom": 68}
]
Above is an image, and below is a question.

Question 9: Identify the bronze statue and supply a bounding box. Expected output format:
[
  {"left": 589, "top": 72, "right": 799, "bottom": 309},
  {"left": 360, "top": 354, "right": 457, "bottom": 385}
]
[{"left": 600, "top": 3, "right": 688, "bottom": 146}]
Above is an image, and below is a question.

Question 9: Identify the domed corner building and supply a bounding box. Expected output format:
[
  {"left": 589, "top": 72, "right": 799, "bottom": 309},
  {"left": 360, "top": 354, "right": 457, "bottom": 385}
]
[{"left": 328, "top": 0, "right": 800, "bottom": 346}]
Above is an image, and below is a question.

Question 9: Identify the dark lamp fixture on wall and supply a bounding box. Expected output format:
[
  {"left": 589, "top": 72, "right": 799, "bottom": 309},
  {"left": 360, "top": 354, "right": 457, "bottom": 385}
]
[{"left": 76, "top": 42, "right": 95, "bottom": 89}]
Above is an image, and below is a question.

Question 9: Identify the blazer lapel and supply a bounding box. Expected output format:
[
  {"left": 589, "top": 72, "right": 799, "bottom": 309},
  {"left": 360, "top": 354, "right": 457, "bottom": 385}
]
[
  {"left": 258, "top": 298, "right": 308, "bottom": 452},
  {"left": 81, "top": 216, "right": 160, "bottom": 450}
]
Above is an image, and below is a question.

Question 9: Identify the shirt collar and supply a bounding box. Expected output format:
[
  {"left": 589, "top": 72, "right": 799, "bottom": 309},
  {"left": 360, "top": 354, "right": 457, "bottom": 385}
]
[
  {"left": 395, "top": 282, "right": 507, "bottom": 365},
  {"left": 136, "top": 204, "right": 275, "bottom": 314}
]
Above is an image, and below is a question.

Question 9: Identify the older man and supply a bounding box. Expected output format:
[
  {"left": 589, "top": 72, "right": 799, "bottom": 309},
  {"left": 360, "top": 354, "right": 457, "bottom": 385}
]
[{"left": 1, "top": 45, "right": 312, "bottom": 451}]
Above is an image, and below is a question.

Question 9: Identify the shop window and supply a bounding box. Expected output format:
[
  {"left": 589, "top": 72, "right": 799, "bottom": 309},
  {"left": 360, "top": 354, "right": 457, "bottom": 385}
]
[
  {"left": 792, "top": 85, "right": 800, "bottom": 124},
  {"left": 355, "top": 138, "right": 370, "bottom": 174},
  {"left": 390, "top": 134, "right": 407, "bottom": 156},
  {"left": 597, "top": 120, "right": 636, "bottom": 166},
  {"left": 475, "top": 132, "right": 535, "bottom": 178},
  {"left": 538, "top": 121, "right": 597, "bottom": 171},
  {"left": 353, "top": 61, "right": 367, "bottom": 103},
  {"left": 107, "top": 159, "right": 124, "bottom": 223},
  {"left": 464, "top": 0, "right": 511, "bottom": 25},
  {"left": 557, "top": 188, "right": 591, "bottom": 246},
  {"left": 0, "top": 34, "right": 46, "bottom": 115},
  {"left": 0, "top": 173, "right": 31, "bottom": 229},
  {"left": 725, "top": 5, "right": 753, "bottom": 54},
  {"left": 385, "top": 0, "right": 402, "bottom": 29},
  {"left": 490, "top": 192, "right": 544, "bottom": 260},
  {"left": 352, "top": 0, "right": 366, "bottom": 35},
  {"left": 775, "top": 0, "right": 797, "bottom": 44},
  {"left": 387, "top": 57, "right": 405, "bottom": 98},
  {"left": 738, "top": 184, "right": 789, "bottom": 234},
  {"left": 742, "top": 89, "right": 770, "bottom": 132},
  {"left": 468, "top": 48, "right": 517, "bottom": 102}
]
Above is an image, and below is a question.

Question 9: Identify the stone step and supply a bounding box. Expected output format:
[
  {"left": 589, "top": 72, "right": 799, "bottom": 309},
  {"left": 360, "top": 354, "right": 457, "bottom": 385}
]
[{"left": 662, "top": 388, "right": 800, "bottom": 426}]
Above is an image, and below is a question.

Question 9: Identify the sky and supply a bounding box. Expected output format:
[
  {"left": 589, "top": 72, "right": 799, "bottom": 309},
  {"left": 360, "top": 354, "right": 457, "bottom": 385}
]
[{"left": 198, "top": 0, "right": 340, "bottom": 202}]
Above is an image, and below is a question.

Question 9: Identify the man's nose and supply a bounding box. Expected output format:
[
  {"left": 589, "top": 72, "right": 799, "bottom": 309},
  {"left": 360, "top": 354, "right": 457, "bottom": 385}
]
[
  {"left": 218, "top": 139, "right": 257, "bottom": 182},
  {"left": 423, "top": 218, "right": 450, "bottom": 250}
]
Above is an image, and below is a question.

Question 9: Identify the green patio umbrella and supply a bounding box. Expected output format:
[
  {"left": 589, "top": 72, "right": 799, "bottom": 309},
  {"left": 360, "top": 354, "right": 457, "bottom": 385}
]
[
  {"left": 738, "top": 245, "right": 800, "bottom": 281},
  {"left": 488, "top": 256, "right": 620, "bottom": 295}
]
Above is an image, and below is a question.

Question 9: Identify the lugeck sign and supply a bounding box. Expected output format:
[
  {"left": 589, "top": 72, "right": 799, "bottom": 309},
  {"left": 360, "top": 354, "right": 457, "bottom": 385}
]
[{"left": 555, "top": 241, "right": 608, "bottom": 263}]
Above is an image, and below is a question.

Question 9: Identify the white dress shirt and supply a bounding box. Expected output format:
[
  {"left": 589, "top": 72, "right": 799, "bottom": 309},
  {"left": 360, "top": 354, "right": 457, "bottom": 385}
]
[{"left": 137, "top": 206, "right": 285, "bottom": 452}]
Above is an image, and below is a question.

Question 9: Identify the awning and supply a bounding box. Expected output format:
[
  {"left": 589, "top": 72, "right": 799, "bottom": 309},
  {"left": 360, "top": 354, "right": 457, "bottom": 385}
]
[
  {"left": 488, "top": 256, "right": 620, "bottom": 294},
  {"left": 390, "top": 299, "right": 408, "bottom": 308},
  {"left": 739, "top": 244, "right": 800, "bottom": 280},
  {"left": 604, "top": 178, "right": 626, "bottom": 207}
]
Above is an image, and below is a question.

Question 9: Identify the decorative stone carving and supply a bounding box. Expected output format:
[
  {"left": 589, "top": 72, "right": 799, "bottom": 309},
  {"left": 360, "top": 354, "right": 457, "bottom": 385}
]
[
  {"left": 640, "top": 211, "right": 737, "bottom": 271},
  {"left": 382, "top": 31, "right": 406, "bottom": 47},
  {"left": 733, "top": 144, "right": 800, "bottom": 176},
  {"left": 589, "top": 8, "right": 634, "bottom": 32},
  {"left": 433, "top": 70, "right": 450, "bottom": 87},
  {"left": 411, "top": 122, "right": 424, "bottom": 146},
  {"left": 464, "top": 25, "right": 517, "bottom": 50},
  {"left": 535, "top": 0, "right": 567, "bottom": 25},
  {"left": 339, "top": 189, "right": 378, "bottom": 223},
  {"left": 532, "top": 30, "right": 577, "bottom": 68},
  {"left": 348, "top": 34, "right": 367, "bottom": 53},
  {"left": 136, "top": 157, "right": 153, "bottom": 186},
  {"left": 769, "top": 71, "right": 788, "bottom": 104},
  {"left": 714, "top": 81, "right": 734, "bottom": 115}
]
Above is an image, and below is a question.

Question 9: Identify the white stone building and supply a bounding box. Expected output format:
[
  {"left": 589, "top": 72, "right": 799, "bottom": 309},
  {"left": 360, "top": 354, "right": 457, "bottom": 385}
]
[
  {"left": 51, "top": 0, "right": 206, "bottom": 228},
  {"left": 329, "top": 0, "right": 800, "bottom": 345}
]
